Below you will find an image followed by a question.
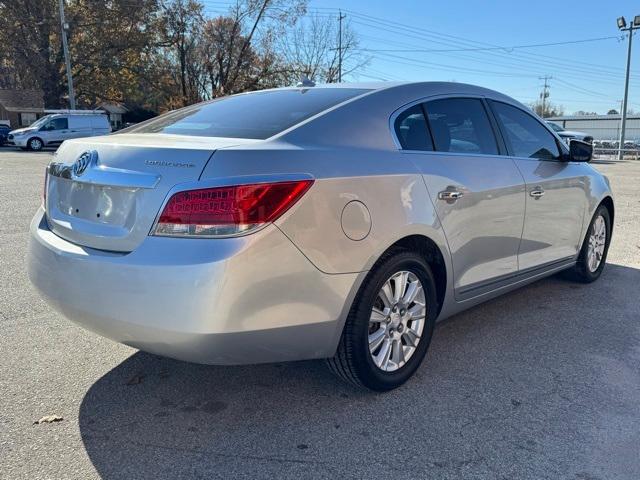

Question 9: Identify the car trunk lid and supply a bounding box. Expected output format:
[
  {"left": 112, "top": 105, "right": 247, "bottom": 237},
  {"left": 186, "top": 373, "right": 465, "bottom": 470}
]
[{"left": 45, "top": 133, "right": 253, "bottom": 252}]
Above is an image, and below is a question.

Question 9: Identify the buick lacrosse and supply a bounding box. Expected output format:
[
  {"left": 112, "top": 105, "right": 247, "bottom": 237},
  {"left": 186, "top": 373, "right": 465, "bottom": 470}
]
[{"left": 28, "top": 82, "right": 613, "bottom": 391}]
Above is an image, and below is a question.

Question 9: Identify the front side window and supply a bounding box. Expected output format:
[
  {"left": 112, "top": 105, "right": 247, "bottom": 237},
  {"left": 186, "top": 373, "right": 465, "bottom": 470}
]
[
  {"left": 492, "top": 102, "right": 561, "bottom": 160},
  {"left": 127, "top": 88, "right": 369, "bottom": 139},
  {"left": 394, "top": 104, "right": 433, "bottom": 151},
  {"left": 424, "top": 98, "right": 499, "bottom": 155},
  {"left": 44, "top": 118, "right": 68, "bottom": 130}
]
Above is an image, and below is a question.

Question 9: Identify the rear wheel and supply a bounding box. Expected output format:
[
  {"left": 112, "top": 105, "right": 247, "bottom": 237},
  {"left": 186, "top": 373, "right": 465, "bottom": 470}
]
[
  {"left": 327, "top": 251, "right": 437, "bottom": 391},
  {"left": 27, "top": 137, "right": 43, "bottom": 151},
  {"left": 569, "top": 205, "right": 611, "bottom": 283}
]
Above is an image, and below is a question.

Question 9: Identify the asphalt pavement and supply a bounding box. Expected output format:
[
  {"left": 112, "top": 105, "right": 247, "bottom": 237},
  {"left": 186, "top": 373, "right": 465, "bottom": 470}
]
[{"left": 1, "top": 148, "right": 638, "bottom": 479}]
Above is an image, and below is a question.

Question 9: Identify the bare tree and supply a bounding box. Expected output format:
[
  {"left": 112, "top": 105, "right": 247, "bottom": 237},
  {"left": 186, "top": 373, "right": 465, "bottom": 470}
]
[
  {"left": 198, "top": 0, "right": 307, "bottom": 97},
  {"left": 278, "top": 13, "right": 369, "bottom": 84},
  {"left": 530, "top": 100, "right": 564, "bottom": 118}
]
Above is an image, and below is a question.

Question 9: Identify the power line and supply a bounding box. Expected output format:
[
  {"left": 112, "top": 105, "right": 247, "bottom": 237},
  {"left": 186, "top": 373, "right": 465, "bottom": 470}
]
[
  {"left": 347, "top": 16, "right": 637, "bottom": 85},
  {"left": 312, "top": 6, "right": 640, "bottom": 80},
  {"left": 358, "top": 36, "right": 623, "bottom": 53}
]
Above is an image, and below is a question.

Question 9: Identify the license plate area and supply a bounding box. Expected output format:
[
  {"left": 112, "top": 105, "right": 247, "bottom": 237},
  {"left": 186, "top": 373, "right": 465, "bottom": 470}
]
[{"left": 54, "top": 178, "right": 137, "bottom": 227}]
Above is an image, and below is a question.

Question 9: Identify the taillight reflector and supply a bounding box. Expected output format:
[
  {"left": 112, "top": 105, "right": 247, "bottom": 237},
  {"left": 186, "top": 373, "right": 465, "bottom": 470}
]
[{"left": 153, "top": 180, "right": 313, "bottom": 237}]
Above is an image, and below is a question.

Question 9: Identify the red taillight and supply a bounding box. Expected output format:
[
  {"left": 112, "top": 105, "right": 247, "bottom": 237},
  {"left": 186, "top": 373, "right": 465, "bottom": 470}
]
[{"left": 153, "top": 179, "right": 313, "bottom": 237}]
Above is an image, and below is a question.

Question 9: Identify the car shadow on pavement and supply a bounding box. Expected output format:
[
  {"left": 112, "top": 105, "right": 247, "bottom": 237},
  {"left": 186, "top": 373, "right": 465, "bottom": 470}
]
[{"left": 78, "top": 263, "right": 640, "bottom": 479}]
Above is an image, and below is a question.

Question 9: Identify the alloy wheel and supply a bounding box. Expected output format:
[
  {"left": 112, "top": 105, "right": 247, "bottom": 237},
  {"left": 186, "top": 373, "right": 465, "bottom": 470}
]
[
  {"left": 368, "top": 271, "right": 426, "bottom": 372},
  {"left": 587, "top": 214, "right": 606, "bottom": 272},
  {"left": 29, "top": 139, "right": 43, "bottom": 151}
]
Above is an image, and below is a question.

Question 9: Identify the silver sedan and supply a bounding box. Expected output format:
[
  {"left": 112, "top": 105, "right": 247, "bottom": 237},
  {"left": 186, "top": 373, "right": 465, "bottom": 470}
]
[{"left": 28, "top": 82, "right": 614, "bottom": 391}]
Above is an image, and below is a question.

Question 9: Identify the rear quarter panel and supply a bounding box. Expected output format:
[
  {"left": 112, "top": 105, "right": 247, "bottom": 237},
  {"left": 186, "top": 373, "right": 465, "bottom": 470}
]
[{"left": 200, "top": 145, "right": 451, "bottom": 276}]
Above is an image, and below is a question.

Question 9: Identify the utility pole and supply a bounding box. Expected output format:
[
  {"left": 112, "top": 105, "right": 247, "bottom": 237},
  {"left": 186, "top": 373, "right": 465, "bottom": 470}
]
[
  {"left": 59, "top": 0, "right": 76, "bottom": 109},
  {"left": 337, "top": 10, "right": 346, "bottom": 82},
  {"left": 617, "top": 16, "right": 638, "bottom": 160},
  {"left": 539, "top": 75, "right": 552, "bottom": 118}
]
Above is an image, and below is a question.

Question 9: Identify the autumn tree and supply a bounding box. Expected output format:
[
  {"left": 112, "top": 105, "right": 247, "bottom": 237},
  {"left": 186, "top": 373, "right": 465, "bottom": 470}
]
[
  {"left": 68, "top": 0, "right": 167, "bottom": 107},
  {"left": 0, "top": 0, "right": 64, "bottom": 106},
  {"left": 0, "top": 0, "right": 370, "bottom": 113},
  {"left": 0, "top": 0, "right": 164, "bottom": 108}
]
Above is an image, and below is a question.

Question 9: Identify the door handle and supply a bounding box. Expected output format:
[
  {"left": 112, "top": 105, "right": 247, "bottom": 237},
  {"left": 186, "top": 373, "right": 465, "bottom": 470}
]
[
  {"left": 529, "top": 187, "right": 545, "bottom": 199},
  {"left": 438, "top": 190, "right": 464, "bottom": 202}
]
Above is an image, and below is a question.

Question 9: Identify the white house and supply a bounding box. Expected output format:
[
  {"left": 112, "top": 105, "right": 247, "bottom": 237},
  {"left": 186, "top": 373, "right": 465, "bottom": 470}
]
[{"left": 98, "top": 102, "right": 128, "bottom": 130}]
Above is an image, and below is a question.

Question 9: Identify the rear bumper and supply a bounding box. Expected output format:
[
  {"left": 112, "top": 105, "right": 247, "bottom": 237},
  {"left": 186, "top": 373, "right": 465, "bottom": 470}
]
[{"left": 28, "top": 208, "right": 360, "bottom": 364}]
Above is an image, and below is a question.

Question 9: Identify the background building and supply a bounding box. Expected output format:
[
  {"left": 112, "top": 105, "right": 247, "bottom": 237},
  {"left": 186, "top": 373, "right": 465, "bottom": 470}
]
[
  {"left": 0, "top": 89, "right": 45, "bottom": 128},
  {"left": 98, "top": 103, "right": 128, "bottom": 130}
]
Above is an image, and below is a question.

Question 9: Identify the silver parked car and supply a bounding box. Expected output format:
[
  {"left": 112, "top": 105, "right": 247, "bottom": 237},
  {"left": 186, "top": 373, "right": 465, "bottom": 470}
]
[
  {"left": 28, "top": 82, "right": 614, "bottom": 391},
  {"left": 546, "top": 121, "right": 593, "bottom": 144},
  {"left": 8, "top": 112, "right": 111, "bottom": 151}
]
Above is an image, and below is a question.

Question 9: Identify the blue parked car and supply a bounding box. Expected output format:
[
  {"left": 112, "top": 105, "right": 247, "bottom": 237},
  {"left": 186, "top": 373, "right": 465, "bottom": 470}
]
[{"left": 0, "top": 124, "right": 10, "bottom": 146}]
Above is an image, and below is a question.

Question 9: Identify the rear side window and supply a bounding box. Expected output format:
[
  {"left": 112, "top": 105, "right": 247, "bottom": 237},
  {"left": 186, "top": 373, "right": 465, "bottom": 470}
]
[
  {"left": 491, "top": 102, "right": 561, "bottom": 160},
  {"left": 127, "top": 88, "right": 368, "bottom": 139},
  {"left": 424, "top": 98, "right": 499, "bottom": 155},
  {"left": 394, "top": 104, "right": 433, "bottom": 151}
]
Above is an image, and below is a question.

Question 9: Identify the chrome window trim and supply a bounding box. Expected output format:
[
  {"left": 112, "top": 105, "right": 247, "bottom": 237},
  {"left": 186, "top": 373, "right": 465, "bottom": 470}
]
[
  {"left": 398, "top": 149, "right": 511, "bottom": 160},
  {"left": 389, "top": 93, "right": 502, "bottom": 154}
]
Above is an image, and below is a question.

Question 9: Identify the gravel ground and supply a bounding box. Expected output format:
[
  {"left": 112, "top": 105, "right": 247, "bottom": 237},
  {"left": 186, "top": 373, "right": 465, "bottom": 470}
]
[{"left": 1, "top": 149, "right": 638, "bottom": 479}]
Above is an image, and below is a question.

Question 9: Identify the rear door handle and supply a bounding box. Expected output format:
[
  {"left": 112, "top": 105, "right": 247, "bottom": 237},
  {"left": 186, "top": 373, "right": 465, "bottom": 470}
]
[
  {"left": 529, "top": 187, "right": 545, "bottom": 199},
  {"left": 438, "top": 190, "right": 464, "bottom": 202}
]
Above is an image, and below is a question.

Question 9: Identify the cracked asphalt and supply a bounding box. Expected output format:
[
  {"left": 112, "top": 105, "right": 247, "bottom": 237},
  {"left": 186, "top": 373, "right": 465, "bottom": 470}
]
[{"left": 1, "top": 149, "right": 639, "bottom": 479}]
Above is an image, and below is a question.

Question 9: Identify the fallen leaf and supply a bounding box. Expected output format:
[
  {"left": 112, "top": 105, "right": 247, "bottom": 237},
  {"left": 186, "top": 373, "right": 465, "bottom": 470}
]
[{"left": 34, "top": 415, "right": 63, "bottom": 425}]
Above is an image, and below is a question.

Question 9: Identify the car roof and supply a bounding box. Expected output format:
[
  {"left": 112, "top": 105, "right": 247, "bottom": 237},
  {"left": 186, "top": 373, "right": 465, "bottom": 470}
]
[
  {"left": 269, "top": 80, "right": 510, "bottom": 95},
  {"left": 264, "top": 81, "right": 526, "bottom": 109},
  {"left": 271, "top": 81, "right": 532, "bottom": 149}
]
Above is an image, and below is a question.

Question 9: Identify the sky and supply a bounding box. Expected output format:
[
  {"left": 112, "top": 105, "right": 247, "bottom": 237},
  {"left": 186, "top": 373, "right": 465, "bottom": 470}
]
[{"left": 203, "top": 0, "right": 640, "bottom": 115}]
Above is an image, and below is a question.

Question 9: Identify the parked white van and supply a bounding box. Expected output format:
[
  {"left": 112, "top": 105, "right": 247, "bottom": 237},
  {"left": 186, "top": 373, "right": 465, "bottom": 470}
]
[{"left": 7, "top": 112, "right": 111, "bottom": 151}]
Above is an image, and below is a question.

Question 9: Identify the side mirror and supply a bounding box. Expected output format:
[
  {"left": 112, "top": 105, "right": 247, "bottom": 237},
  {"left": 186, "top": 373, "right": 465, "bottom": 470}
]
[{"left": 568, "top": 139, "right": 592, "bottom": 162}]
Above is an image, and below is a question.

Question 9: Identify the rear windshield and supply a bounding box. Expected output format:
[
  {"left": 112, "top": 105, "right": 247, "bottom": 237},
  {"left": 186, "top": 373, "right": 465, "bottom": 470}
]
[{"left": 127, "top": 88, "right": 368, "bottom": 139}]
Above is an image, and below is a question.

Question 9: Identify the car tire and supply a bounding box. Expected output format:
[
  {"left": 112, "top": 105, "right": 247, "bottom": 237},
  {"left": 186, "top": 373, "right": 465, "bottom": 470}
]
[
  {"left": 327, "top": 250, "right": 437, "bottom": 391},
  {"left": 568, "top": 204, "right": 611, "bottom": 283},
  {"left": 27, "top": 137, "right": 44, "bottom": 151}
]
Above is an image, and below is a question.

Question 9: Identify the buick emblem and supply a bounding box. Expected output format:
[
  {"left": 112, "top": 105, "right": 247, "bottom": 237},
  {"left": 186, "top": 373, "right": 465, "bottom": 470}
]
[{"left": 73, "top": 150, "right": 97, "bottom": 177}]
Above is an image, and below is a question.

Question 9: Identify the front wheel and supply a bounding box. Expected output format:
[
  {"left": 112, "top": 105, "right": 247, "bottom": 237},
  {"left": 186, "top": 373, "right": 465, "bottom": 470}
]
[
  {"left": 27, "top": 137, "right": 43, "bottom": 151},
  {"left": 569, "top": 205, "right": 611, "bottom": 283},
  {"left": 327, "top": 251, "right": 438, "bottom": 391}
]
